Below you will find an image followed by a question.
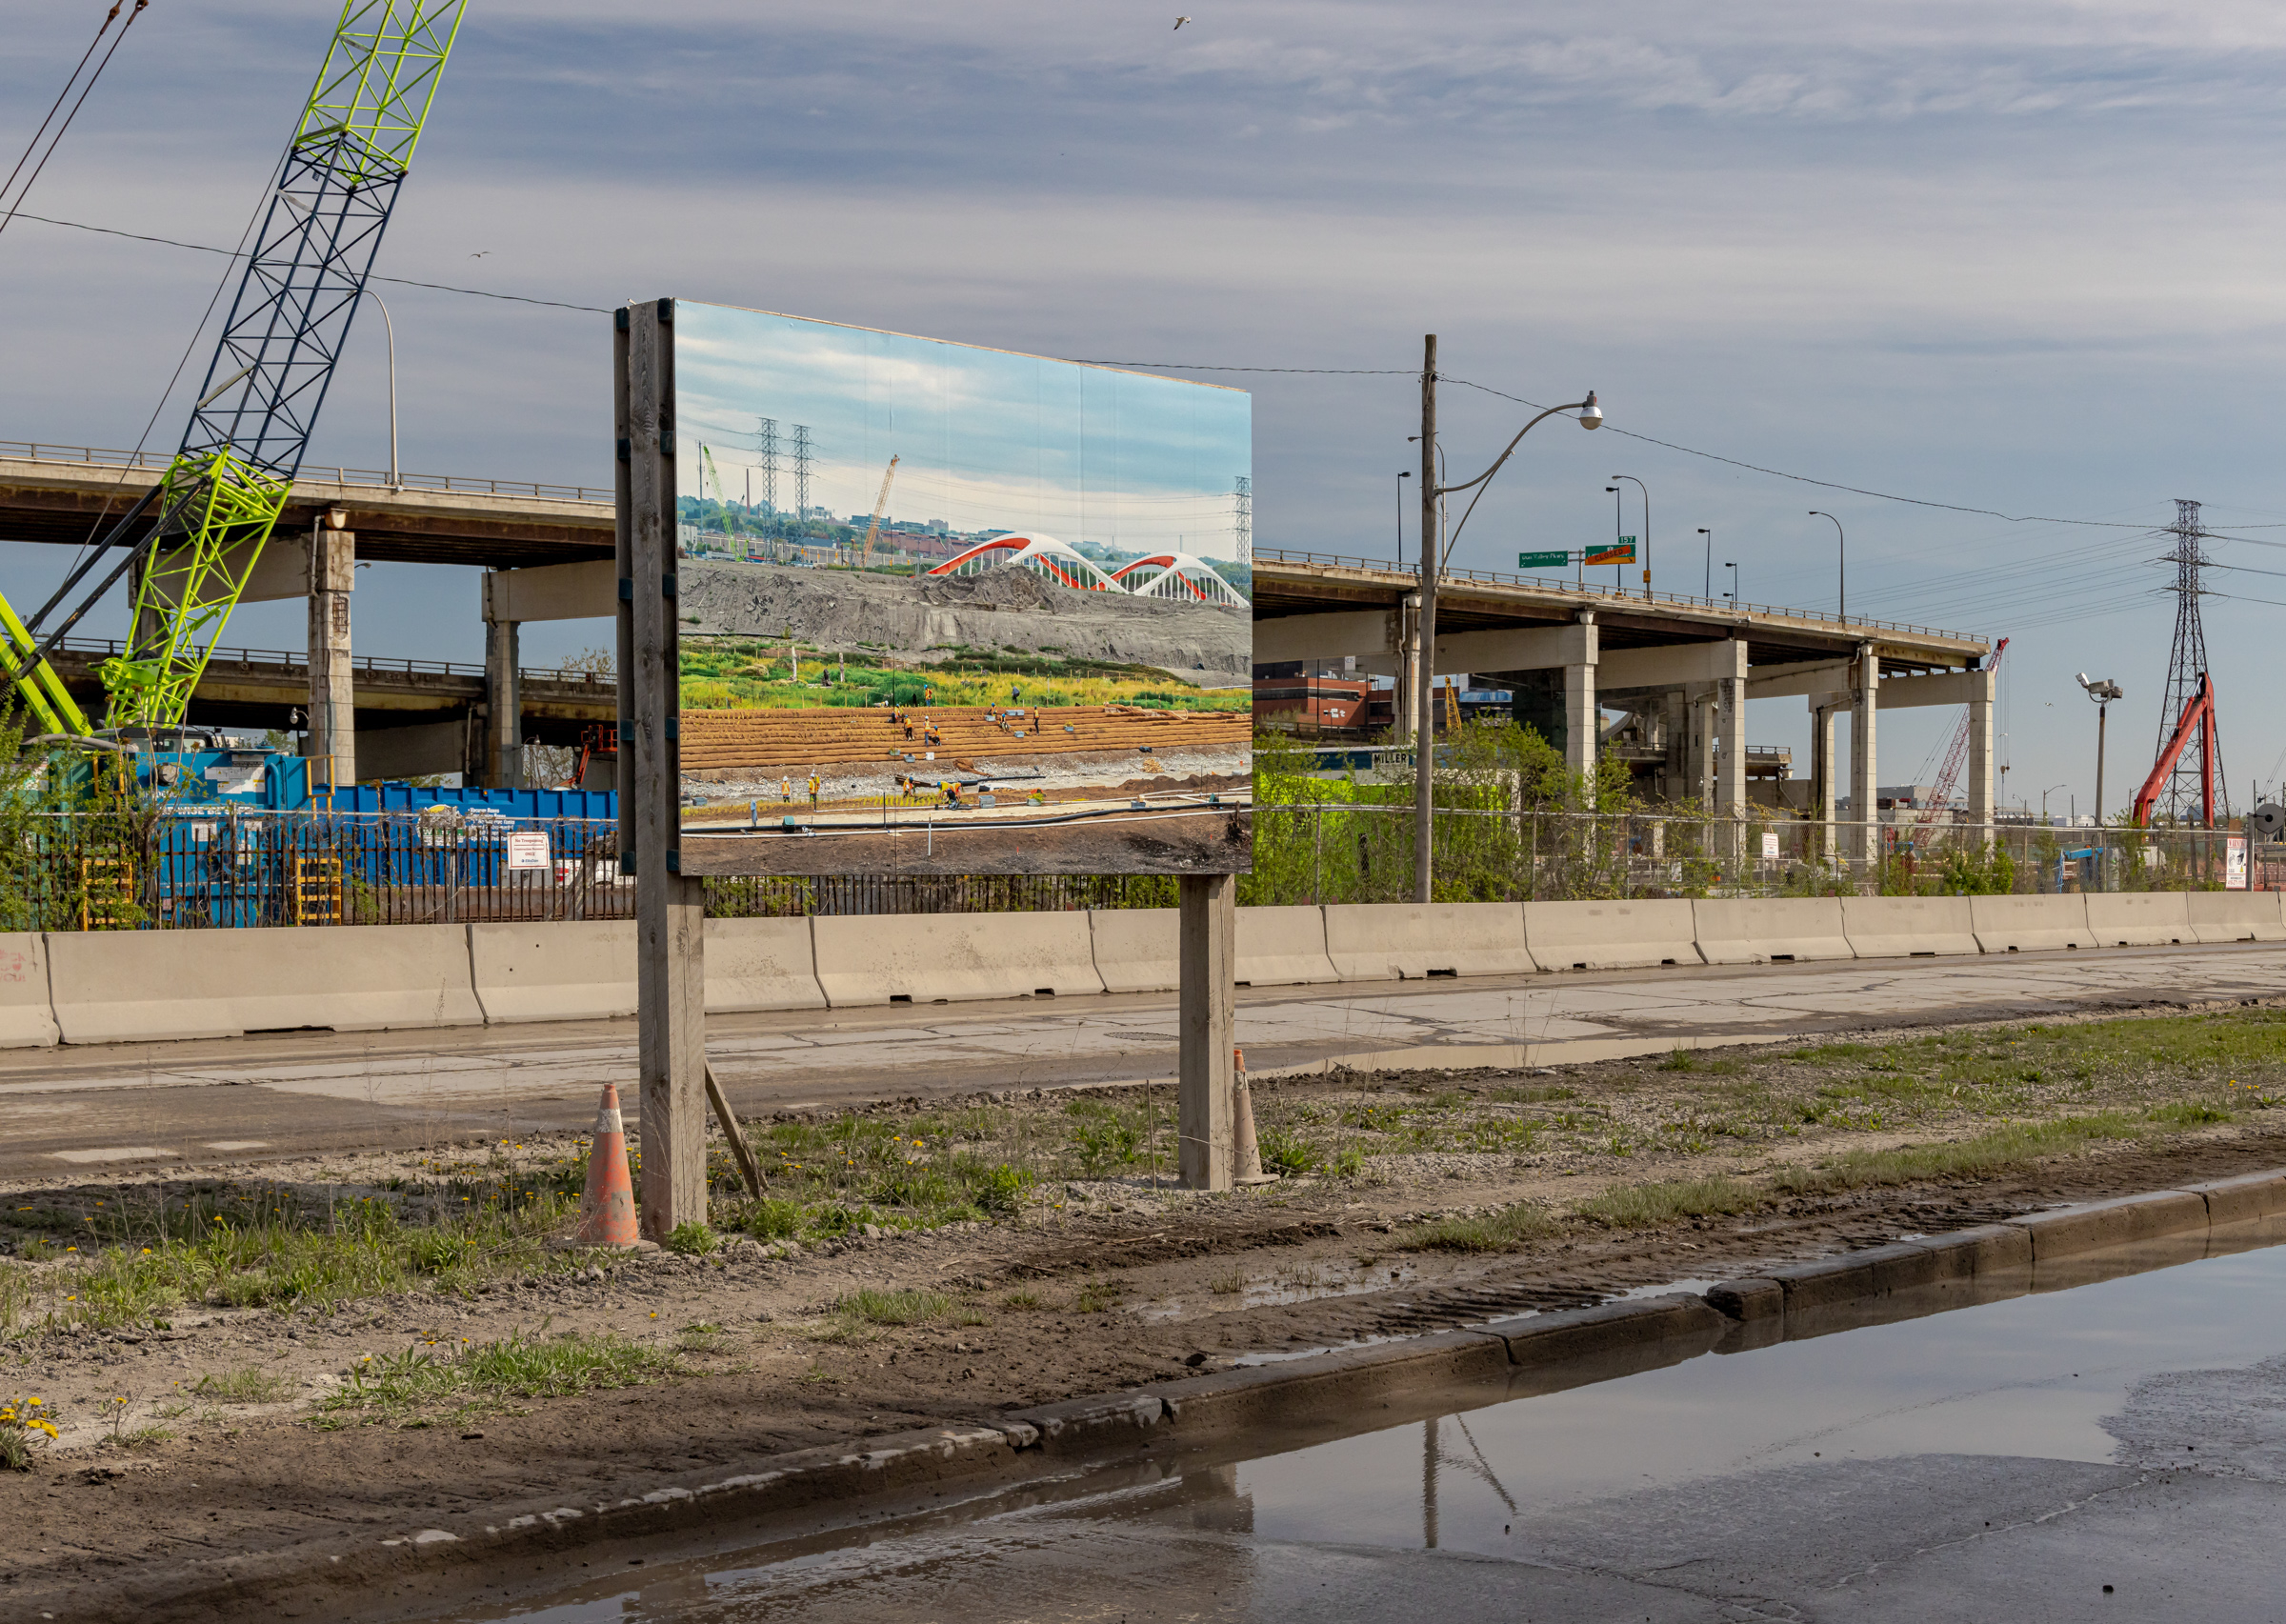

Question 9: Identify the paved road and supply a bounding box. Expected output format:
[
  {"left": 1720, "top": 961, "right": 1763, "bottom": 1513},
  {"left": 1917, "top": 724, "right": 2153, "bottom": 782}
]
[
  {"left": 459, "top": 1222, "right": 2286, "bottom": 1623},
  {"left": 2, "top": 941, "right": 2279, "bottom": 1179}
]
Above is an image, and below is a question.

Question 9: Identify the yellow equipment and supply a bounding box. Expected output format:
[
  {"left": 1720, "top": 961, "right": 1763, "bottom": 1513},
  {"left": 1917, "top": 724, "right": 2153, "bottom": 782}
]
[{"left": 859, "top": 454, "right": 900, "bottom": 573}]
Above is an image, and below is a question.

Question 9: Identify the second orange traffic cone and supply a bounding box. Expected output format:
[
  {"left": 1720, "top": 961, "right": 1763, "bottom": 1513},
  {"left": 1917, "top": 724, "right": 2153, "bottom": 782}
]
[{"left": 575, "top": 1082, "right": 639, "bottom": 1247}]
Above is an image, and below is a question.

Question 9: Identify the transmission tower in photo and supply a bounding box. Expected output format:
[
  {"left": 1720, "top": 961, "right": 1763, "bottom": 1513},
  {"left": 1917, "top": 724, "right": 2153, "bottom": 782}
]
[
  {"left": 2150, "top": 497, "right": 2229, "bottom": 826},
  {"left": 752, "top": 417, "right": 780, "bottom": 520},
  {"left": 791, "top": 425, "right": 814, "bottom": 522},
  {"left": 1233, "top": 474, "right": 1253, "bottom": 566}
]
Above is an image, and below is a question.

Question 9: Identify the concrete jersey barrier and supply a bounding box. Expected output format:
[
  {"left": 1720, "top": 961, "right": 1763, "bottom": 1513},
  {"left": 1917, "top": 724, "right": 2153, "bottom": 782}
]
[
  {"left": 1089, "top": 910, "right": 1178, "bottom": 994},
  {"left": 2184, "top": 891, "right": 2286, "bottom": 944},
  {"left": 812, "top": 912, "right": 1104, "bottom": 1006},
  {"left": 2083, "top": 892, "right": 2193, "bottom": 948},
  {"left": 0, "top": 933, "right": 57, "bottom": 1048},
  {"left": 469, "top": 920, "right": 635, "bottom": 1024},
  {"left": 1522, "top": 899, "right": 1700, "bottom": 971},
  {"left": 46, "top": 924, "right": 482, "bottom": 1044},
  {"left": 1693, "top": 897, "right": 1855, "bottom": 965},
  {"left": 705, "top": 917, "right": 826, "bottom": 1012},
  {"left": 1969, "top": 893, "right": 2094, "bottom": 952},
  {"left": 1320, "top": 902, "right": 1534, "bottom": 980},
  {"left": 1235, "top": 906, "right": 1340, "bottom": 986},
  {"left": 1839, "top": 895, "right": 1981, "bottom": 958}
]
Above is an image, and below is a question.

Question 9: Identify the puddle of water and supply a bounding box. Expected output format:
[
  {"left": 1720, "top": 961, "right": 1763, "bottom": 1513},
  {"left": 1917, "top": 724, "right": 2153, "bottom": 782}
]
[{"left": 440, "top": 1216, "right": 2286, "bottom": 1623}]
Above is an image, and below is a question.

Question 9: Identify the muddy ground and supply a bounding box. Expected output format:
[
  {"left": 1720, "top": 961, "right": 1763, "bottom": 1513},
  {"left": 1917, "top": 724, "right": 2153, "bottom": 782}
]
[
  {"left": 682, "top": 559, "right": 1252, "bottom": 679},
  {"left": 5, "top": 1009, "right": 2284, "bottom": 1616},
  {"left": 677, "top": 800, "right": 1253, "bottom": 874}
]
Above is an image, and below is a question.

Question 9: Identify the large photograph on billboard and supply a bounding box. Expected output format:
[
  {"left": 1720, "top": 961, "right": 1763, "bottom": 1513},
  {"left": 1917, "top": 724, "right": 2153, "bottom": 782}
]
[{"left": 669, "top": 302, "right": 1252, "bottom": 875}]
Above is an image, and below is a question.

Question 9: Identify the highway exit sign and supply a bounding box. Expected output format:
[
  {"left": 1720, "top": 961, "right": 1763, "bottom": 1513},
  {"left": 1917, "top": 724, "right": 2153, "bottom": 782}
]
[{"left": 1518, "top": 550, "right": 1569, "bottom": 570}]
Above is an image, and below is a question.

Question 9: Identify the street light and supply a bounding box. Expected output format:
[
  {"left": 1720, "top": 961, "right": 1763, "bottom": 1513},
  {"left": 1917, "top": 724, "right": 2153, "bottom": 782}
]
[
  {"left": 2076, "top": 672, "right": 2123, "bottom": 826},
  {"left": 1808, "top": 510, "right": 1844, "bottom": 624},
  {"left": 1414, "top": 386, "right": 1601, "bottom": 902},
  {"left": 1724, "top": 560, "right": 1739, "bottom": 609},
  {"left": 2042, "top": 782, "right": 2069, "bottom": 826},
  {"left": 1612, "top": 474, "right": 1650, "bottom": 598},
  {"left": 1697, "top": 528, "right": 1712, "bottom": 599},
  {"left": 1396, "top": 470, "right": 1410, "bottom": 551},
  {"left": 361, "top": 289, "right": 399, "bottom": 490}
]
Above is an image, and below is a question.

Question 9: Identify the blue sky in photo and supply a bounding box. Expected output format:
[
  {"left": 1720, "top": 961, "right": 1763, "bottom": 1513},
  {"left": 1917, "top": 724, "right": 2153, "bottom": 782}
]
[
  {"left": 675, "top": 302, "right": 1250, "bottom": 563},
  {"left": 9, "top": 1, "right": 2286, "bottom": 806}
]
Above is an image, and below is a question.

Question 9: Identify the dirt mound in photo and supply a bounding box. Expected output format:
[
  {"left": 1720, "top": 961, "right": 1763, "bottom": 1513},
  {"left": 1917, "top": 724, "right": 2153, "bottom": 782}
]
[{"left": 681, "top": 560, "right": 1251, "bottom": 679}]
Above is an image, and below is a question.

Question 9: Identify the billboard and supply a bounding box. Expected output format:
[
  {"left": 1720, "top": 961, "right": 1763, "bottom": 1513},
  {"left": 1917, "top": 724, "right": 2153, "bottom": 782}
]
[{"left": 663, "top": 301, "right": 1253, "bottom": 876}]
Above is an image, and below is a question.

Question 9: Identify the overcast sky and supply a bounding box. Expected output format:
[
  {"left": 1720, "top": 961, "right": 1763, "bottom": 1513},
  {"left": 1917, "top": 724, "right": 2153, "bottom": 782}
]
[{"left": 7, "top": 0, "right": 2286, "bottom": 813}]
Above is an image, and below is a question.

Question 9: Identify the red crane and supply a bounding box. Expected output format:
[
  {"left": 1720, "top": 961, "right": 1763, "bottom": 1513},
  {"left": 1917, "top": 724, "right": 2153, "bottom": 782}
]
[
  {"left": 2133, "top": 672, "right": 2220, "bottom": 827},
  {"left": 1917, "top": 637, "right": 2008, "bottom": 826}
]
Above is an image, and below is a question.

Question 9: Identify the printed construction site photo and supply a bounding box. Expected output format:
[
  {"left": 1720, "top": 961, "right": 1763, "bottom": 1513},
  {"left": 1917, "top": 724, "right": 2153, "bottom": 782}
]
[{"left": 669, "top": 301, "right": 1253, "bottom": 875}]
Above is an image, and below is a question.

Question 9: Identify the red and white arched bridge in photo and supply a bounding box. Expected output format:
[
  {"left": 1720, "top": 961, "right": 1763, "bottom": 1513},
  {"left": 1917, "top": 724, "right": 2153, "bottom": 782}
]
[
  {"left": 926, "top": 533, "right": 1247, "bottom": 607},
  {"left": 924, "top": 533, "right": 1121, "bottom": 591},
  {"left": 1107, "top": 551, "right": 1250, "bottom": 608}
]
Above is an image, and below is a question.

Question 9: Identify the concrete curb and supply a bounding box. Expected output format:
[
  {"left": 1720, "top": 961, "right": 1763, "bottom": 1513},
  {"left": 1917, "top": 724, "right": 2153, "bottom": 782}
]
[{"left": 93, "top": 1164, "right": 2286, "bottom": 1624}]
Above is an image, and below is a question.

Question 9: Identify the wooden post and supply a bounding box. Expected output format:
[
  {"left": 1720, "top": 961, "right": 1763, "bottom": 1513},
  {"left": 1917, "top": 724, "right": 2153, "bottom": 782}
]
[
  {"left": 621, "top": 298, "right": 707, "bottom": 1241},
  {"left": 1177, "top": 872, "right": 1234, "bottom": 1191},
  {"left": 1414, "top": 334, "right": 1437, "bottom": 904}
]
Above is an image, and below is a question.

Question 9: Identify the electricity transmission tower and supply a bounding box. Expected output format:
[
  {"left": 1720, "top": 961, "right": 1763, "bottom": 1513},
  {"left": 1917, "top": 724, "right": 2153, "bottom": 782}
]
[
  {"left": 2151, "top": 498, "right": 2229, "bottom": 825},
  {"left": 753, "top": 417, "right": 779, "bottom": 519},
  {"left": 1233, "top": 474, "right": 1253, "bottom": 566},
  {"left": 791, "top": 425, "right": 814, "bottom": 523}
]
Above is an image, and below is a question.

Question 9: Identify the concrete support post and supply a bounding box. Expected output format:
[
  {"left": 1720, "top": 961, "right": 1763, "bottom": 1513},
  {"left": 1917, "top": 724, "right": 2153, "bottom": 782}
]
[
  {"left": 624, "top": 297, "right": 706, "bottom": 1243},
  {"left": 1717, "top": 670, "right": 1746, "bottom": 863},
  {"left": 1812, "top": 701, "right": 1837, "bottom": 862},
  {"left": 1851, "top": 642, "right": 1880, "bottom": 866},
  {"left": 1564, "top": 662, "right": 1596, "bottom": 801},
  {"left": 1397, "top": 592, "right": 1421, "bottom": 740},
  {"left": 305, "top": 522, "right": 354, "bottom": 792},
  {"left": 483, "top": 611, "right": 522, "bottom": 790},
  {"left": 1177, "top": 872, "right": 1234, "bottom": 1192},
  {"left": 1966, "top": 666, "right": 1995, "bottom": 840},
  {"left": 1688, "top": 685, "right": 1714, "bottom": 809}
]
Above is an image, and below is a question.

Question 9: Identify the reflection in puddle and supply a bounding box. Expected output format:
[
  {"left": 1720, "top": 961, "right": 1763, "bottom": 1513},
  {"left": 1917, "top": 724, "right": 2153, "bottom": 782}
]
[{"left": 446, "top": 1214, "right": 2286, "bottom": 1623}]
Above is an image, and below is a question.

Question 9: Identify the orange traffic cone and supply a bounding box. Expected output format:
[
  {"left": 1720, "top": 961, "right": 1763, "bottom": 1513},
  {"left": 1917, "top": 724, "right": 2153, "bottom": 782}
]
[{"left": 576, "top": 1082, "right": 639, "bottom": 1247}]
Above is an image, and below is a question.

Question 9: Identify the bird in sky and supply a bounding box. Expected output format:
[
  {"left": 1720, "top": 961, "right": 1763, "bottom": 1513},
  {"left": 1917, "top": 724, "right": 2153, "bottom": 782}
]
[
  {"left": 1173, "top": 15, "right": 1191, "bottom": 28},
  {"left": 470, "top": 250, "right": 490, "bottom": 259}
]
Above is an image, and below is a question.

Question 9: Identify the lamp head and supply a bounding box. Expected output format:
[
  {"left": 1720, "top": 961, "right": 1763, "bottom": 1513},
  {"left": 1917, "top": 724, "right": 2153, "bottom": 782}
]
[
  {"left": 1605, "top": 486, "right": 1618, "bottom": 493},
  {"left": 1577, "top": 391, "right": 1602, "bottom": 430}
]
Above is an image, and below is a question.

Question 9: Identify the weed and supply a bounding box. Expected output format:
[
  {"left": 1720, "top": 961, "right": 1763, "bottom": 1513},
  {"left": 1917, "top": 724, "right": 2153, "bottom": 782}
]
[
  {"left": 1256, "top": 1130, "right": 1322, "bottom": 1177},
  {"left": 1000, "top": 1290, "right": 1046, "bottom": 1311},
  {"left": 321, "top": 1331, "right": 680, "bottom": 1426},
  {"left": 838, "top": 1288, "right": 949, "bottom": 1326},
  {"left": 666, "top": 1221, "right": 719, "bottom": 1257},
  {"left": 1574, "top": 1175, "right": 1762, "bottom": 1229},
  {"left": 1770, "top": 1113, "right": 2152, "bottom": 1196},
  {"left": 1488, "top": 1083, "right": 1578, "bottom": 1104},
  {"left": 1397, "top": 1202, "right": 1561, "bottom": 1253},
  {"left": 1207, "top": 1271, "right": 1244, "bottom": 1295},
  {"left": 1072, "top": 1279, "right": 1125, "bottom": 1313},
  {"left": 193, "top": 1366, "right": 295, "bottom": 1405}
]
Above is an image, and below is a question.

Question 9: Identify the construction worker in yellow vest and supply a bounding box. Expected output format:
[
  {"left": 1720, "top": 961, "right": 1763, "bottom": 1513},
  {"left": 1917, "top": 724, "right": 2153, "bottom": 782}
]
[
  {"left": 780, "top": 775, "right": 792, "bottom": 803},
  {"left": 807, "top": 772, "right": 821, "bottom": 808}
]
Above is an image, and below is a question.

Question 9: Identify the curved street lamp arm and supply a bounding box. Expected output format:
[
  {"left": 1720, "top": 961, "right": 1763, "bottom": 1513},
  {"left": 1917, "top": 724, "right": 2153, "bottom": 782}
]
[{"left": 1439, "top": 399, "right": 1593, "bottom": 560}]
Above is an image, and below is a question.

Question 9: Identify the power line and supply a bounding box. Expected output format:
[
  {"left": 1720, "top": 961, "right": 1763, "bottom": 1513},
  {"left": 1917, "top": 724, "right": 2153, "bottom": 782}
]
[
  {"left": 0, "top": 1, "right": 150, "bottom": 250},
  {"left": 9, "top": 210, "right": 608, "bottom": 311}
]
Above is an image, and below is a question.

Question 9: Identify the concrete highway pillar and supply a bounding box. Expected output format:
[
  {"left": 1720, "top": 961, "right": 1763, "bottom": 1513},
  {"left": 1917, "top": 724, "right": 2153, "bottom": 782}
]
[
  {"left": 1565, "top": 610, "right": 1597, "bottom": 808},
  {"left": 1966, "top": 664, "right": 1995, "bottom": 840},
  {"left": 483, "top": 612, "right": 522, "bottom": 789},
  {"left": 1812, "top": 700, "right": 1837, "bottom": 862},
  {"left": 1852, "top": 642, "right": 1880, "bottom": 866},
  {"left": 305, "top": 520, "right": 354, "bottom": 792},
  {"left": 1178, "top": 872, "right": 1235, "bottom": 1192},
  {"left": 1717, "top": 669, "right": 1745, "bottom": 861}
]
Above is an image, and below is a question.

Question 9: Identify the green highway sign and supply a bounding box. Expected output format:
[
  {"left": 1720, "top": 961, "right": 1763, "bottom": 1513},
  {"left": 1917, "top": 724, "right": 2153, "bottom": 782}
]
[{"left": 1517, "top": 550, "right": 1570, "bottom": 570}]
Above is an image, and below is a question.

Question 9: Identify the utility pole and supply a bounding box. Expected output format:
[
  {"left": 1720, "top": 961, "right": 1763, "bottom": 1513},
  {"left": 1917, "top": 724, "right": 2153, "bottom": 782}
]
[{"left": 1414, "top": 335, "right": 1437, "bottom": 905}]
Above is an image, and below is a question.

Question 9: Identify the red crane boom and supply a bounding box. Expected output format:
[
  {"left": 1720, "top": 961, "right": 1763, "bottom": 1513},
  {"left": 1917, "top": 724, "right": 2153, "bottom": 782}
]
[
  {"left": 1916, "top": 637, "right": 2007, "bottom": 825},
  {"left": 2133, "top": 672, "right": 2219, "bottom": 827}
]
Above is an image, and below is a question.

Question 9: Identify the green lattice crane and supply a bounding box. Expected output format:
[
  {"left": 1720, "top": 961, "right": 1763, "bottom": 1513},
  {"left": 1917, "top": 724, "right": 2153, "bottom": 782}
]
[{"left": 1, "top": 1, "right": 471, "bottom": 737}]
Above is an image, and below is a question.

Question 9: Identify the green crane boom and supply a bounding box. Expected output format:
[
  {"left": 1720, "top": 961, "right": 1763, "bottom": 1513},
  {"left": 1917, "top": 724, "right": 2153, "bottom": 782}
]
[{"left": 1, "top": 1, "right": 470, "bottom": 738}]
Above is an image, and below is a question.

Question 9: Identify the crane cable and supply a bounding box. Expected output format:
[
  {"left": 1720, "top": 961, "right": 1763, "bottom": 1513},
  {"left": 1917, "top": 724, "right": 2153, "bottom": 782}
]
[{"left": 0, "top": 0, "right": 150, "bottom": 250}]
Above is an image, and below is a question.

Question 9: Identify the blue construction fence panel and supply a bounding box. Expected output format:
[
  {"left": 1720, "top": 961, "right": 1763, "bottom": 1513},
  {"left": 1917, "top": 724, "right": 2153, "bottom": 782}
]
[{"left": 326, "top": 782, "right": 618, "bottom": 821}]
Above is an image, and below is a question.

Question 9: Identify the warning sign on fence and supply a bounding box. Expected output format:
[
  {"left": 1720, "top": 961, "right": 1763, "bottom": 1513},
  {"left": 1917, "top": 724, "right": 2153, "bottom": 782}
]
[
  {"left": 505, "top": 831, "right": 551, "bottom": 872},
  {"left": 1760, "top": 832, "right": 1780, "bottom": 859}
]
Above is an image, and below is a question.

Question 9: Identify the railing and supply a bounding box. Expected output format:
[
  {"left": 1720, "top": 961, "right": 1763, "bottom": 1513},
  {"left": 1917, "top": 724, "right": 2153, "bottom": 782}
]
[
  {"left": 38, "top": 633, "right": 610, "bottom": 691},
  {"left": 1255, "top": 547, "right": 1982, "bottom": 647},
  {"left": 9, "top": 797, "right": 2263, "bottom": 932},
  {"left": 0, "top": 439, "right": 610, "bottom": 506}
]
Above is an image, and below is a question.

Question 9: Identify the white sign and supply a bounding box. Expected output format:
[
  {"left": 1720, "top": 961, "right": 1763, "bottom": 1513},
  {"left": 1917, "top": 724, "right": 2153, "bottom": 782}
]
[
  {"left": 505, "top": 831, "right": 551, "bottom": 872},
  {"left": 2227, "top": 835, "right": 2248, "bottom": 890},
  {"left": 1760, "top": 832, "right": 1780, "bottom": 859}
]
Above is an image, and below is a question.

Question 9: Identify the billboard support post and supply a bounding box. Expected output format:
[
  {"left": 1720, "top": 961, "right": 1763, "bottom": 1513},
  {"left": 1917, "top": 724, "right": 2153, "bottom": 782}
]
[
  {"left": 622, "top": 298, "right": 708, "bottom": 1240},
  {"left": 1177, "top": 872, "right": 1234, "bottom": 1191}
]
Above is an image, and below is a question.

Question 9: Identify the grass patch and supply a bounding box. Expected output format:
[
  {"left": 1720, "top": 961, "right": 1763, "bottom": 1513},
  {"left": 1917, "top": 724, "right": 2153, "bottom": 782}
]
[
  {"left": 1397, "top": 1201, "right": 1561, "bottom": 1253},
  {"left": 1000, "top": 1290, "right": 1046, "bottom": 1311},
  {"left": 1256, "top": 1129, "right": 1321, "bottom": 1177},
  {"left": 1770, "top": 1112, "right": 2155, "bottom": 1196},
  {"left": 319, "top": 1331, "right": 681, "bottom": 1427},
  {"left": 837, "top": 1287, "right": 949, "bottom": 1326},
  {"left": 666, "top": 1222, "right": 719, "bottom": 1256},
  {"left": 192, "top": 1366, "right": 295, "bottom": 1404},
  {"left": 1574, "top": 1175, "right": 1764, "bottom": 1230}
]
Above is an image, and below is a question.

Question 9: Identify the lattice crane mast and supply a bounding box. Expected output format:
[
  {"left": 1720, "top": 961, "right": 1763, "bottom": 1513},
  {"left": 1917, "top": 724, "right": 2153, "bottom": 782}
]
[
  {"left": 1, "top": 1, "right": 471, "bottom": 737},
  {"left": 1915, "top": 637, "right": 2007, "bottom": 827},
  {"left": 859, "top": 454, "right": 900, "bottom": 573}
]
